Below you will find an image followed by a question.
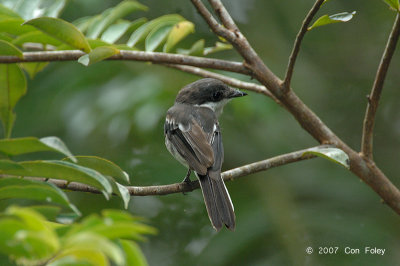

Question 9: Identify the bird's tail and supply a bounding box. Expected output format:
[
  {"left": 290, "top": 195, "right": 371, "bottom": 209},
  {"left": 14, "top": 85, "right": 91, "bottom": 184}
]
[{"left": 198, "top": 173, "right": 235, "bottom": 231}]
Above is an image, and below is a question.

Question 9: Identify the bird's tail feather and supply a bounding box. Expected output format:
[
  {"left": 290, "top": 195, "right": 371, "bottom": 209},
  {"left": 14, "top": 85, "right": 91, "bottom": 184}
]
[{"left": 199, "top": 173, "right": 235, "bottom": 231}]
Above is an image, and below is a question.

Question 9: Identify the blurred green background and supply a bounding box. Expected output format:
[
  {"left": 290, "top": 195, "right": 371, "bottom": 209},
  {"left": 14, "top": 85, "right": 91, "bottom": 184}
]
[{"left": 7, "top": 0, "right": 400, "bottom": 265}]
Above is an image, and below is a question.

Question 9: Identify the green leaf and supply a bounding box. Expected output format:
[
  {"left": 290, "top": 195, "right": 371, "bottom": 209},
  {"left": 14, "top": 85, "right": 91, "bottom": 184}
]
[
  {"left": 40, "top": 0, "right": 67, "bottom": 18},
  {"left": 24, "top": 17, "right": 91, "bottom": 53},
  {"left": 177, "top": 39, "right": 205, "bottom": 56},
  {"left": 0, "top": 159, "right": 24, "bottom": 170},
  {"left": 78, "top": 46, "right": 119, "bottom": 66},
  {"left": 382, "top": 0, "right": 400, "bottom": 11},
  {"left": 164, "top": 21, "right": 195, "bottom": 52},
  {"left": 86, "top": 38, "right": 111, "bottom": 49},
  {"left": 127, "top": 14, "right": 184, "bottom": 47},
  {"left": 61, "top": 233, "right": 125, "bottom": 266},
  {"left": 0, "top": 40, "right": 23, "bottom": 57},
  {"left": 0, "top": 0, "right": 66, "bottom": 20},
  {"left": 66, "top": 210, "right": 155, "bottom": 241},
  {"left": 101, "top": 18, "right": 147, "bottom": 44},
  {"left": 0, "top": 33, "right": 13, "bottom": 42},
  {"left": 12, "top": 31, "right": 62, "bottom": 46},
  {"left": 0, "top": 64, "right": 26, "bottom": 138},
  {"left": 72, "top": 16, "right": 93, "bottom": 33},
  {"left": 19, "top": 62, "right": 49, "bottom": 79},
  {"left": 0, "top": 206, "right": 60, "bottom": 262},
  {"left": 308, "top": 11, "right": 356, "bottom": 30},
  {"left": 303, "top": 146, "right": 350, "bottom": 169},
  {"left": 101, "top": 21, "right": 131, "bottom": 43},
  {"left": 0, "top": 136, "right": 76, "bottom": 162},
  {"left": 0, "top": 4, "right": 21, "bottom": 19},
  {"left": 86, "top": 0, "right": 147, "bottom": 39},
  {"left": 145, "top": 23, "right": 173, "bottom": 52},
  {"left": 71, "top": 156, "right": 130, "bottom": 184},
  {"left": 0, "top": 178, "right": 81, "bottom": 215},
  {"left": 121, "top": 240, "right": 148, "bottom": 266},
  {"left": 2, "top": 160, "right": 112, "bottom": 199},
  {"left": 204, "top": 41, "right": 232, "bottom": 55},
  {"left": 0, "top": 18, "right": 36, "bottom": 35}
]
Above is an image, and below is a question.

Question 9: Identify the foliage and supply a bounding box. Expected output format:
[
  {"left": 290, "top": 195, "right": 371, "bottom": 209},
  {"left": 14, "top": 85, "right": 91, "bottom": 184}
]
[
  {"left": 0, "top": 0, "right": 399, "bottom": 265},
  {"left": 0, "top": 206, "right": 155, "bottom": 266}
]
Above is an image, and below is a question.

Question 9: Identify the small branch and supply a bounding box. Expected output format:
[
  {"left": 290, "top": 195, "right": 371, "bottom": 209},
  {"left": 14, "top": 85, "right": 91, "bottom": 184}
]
[
  {"left": 0, "top": 50, "right": 251, "bottom": 75},
  {"left": 163, "top": 63, "right": 279, "bottom": 101},
  {"left": 2, "top": 147, "right": 319, "bottom": 196},
  {"left": 208, "top": 0, "right": 238, "bottom": 31},
  {"left": 282, "top": 0, "right": 325, "bottom": 90},
  {"left": 190, "top": 0, "right": 236, "bottom": 42},
  {"left": 361, "top": 13, "right": 400, "bottom": 159}
]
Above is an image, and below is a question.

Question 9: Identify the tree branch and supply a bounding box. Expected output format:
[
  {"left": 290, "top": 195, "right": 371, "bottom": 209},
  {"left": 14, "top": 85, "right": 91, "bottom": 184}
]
[
  {"left": 282, "top": 0, "right": 325, "bottom": 90},
  {"left": 163, "top": 63, "right": 279, "bottom": 102},
  {"left": 38, "top": 146, "right": 318, "bottom": 196},
  {"left": 0, "top": 50, "right": 251, "bottom": 75},
  {"left": 191, "top": 0, "right": 400, "bottom": 215},
  {"left": 361, "top": 13, "right": 400, "bottom": 159}
]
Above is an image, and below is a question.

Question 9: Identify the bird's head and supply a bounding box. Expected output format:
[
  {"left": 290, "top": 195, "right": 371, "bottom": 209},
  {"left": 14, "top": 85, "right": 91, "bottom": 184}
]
[{"left": 175, "top": 78, "right": 247, "bottom": 116}]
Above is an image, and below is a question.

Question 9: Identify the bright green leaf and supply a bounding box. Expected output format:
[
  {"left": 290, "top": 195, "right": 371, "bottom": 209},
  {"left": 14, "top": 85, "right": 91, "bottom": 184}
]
[
  {"left": 0, "top": 33, "right": 13, "bottom": 42},
  {"left": 308, "top": 11, "right": 356, "bottom": 30},
  {"left": 0, "top": 136, "right": 76, "bottom": 162},
  {"left": 0, "top": 4, "right": 21, "bottom": 19},
  {"left": 19, "top": 62, "right": 49, "bottom": 79},
  {"left": 145, "top": 23, "right": 173, "bottom": 52},
  {"left": 61, "top": 233, "right": 125, "bottom": 266},
  {"left": 303, "top": 146, "right": 350, "bottom": 169},
  {"left": 121, "top": 240, "right": 148, "bottom": 266},
  {"left": 204, "top": 41, "right": 232, "bottom": 55},
  {"left": 71, "top": 156, "right": 130, "bottom": 184},
  {"left": 0, "top": 178, "right": 81, "bottom": 215},
  {"left": 0, "top": 64, "right": 26, "bottom": 138},
  {"left": 86, "top": 0, "right": 147, "bottom": 39},
  {"left": 0, "top": 206, "right": 60, "bottom": 262},
  {"left": 101, "top": 21, "right": 131, "bottom": 43},
  {"left": 0, "top": 40, "right": 23, "bottom": 57},
  {"left": 0, "top": 18, "right": 36, "bottom": 35},
  {"left": 12, "top": 31, "right": 62, "bottom": 46},
  {"left": 164, "top": 21, "right": 195, "bottom": 52},
  {"left": 101, "top": 17, "right": 147, "bottom": 44},
  {"left": 382, "top": 0, "right": 400, "bottom": 11},
  {"left": 86, "top": 39, "right": 112, "bottom": 49},
  {"left": 24, "top": 17, "right": 91, "bottom": 53},
  {"left": 78, "top": 46, "right": 119, "bottom": 66},
  {"left": 177, "top": 39, "right": 205, "bottom": 56},
  {"left": 127, "top": 14, "right": 184, "bottom": 47},
  {"left": 2, "top": 160, "right": 112, "bottom": 199}
]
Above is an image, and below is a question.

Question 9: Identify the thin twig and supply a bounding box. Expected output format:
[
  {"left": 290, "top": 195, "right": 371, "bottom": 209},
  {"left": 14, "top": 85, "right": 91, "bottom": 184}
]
[
  {"left": 19, "top": 146, "right": 318, "bottom": 196},
  {"left": 361, "top": 13, "right": 400, "bottom": 159},
  {"left": 190, "top": 0, "right": 235, "bottom": 41},
  {"left": 208, "top": 0, "right": 238, "bottom": 31},
  {"left": 0, "top": 50, "right": 251, "bottom": 75},
  {"left": 282, "top": 0, "right": 325, "bottom": 90},
  {"left": 163, "top": 63, "right": 279, "bottom": 101}
]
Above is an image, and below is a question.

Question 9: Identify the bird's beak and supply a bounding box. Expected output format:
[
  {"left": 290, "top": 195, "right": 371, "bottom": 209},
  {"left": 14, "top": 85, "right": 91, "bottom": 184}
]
[{"left": 229, "top": 89, "right": 248, "bottom": 98}]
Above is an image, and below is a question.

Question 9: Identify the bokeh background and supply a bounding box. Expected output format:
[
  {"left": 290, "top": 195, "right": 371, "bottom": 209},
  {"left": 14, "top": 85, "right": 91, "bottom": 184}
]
[{"left": 7, "top": 0, "right": 400, "bottom": 265}]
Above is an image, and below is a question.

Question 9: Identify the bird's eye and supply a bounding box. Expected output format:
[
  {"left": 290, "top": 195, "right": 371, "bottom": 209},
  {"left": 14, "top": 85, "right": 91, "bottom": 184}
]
[{"left": 212, "top": 91, "right": 223, "bottom": 101}]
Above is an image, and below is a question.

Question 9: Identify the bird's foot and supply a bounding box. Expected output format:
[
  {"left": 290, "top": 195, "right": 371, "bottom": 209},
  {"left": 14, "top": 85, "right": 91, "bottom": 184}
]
[{"left": 182, "top": 169, "right": 192, "bottom": 195}]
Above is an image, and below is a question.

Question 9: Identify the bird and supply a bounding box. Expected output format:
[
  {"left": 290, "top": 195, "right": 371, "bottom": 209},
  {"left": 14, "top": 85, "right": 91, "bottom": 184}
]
[{"left": 164, "top": 78, "right": 247, "bottom": 231}]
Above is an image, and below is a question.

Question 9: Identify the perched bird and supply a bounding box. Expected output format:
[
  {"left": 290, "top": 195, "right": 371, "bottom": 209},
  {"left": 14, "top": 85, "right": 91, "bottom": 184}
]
[{"left": 164, "top": 78, "right": 247, "bottom": 231}]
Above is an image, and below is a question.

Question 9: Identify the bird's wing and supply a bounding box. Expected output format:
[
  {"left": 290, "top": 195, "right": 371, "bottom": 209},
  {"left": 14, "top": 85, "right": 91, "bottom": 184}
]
[{"left": 165, "top": 116, "right": 214, "bottom": 175}]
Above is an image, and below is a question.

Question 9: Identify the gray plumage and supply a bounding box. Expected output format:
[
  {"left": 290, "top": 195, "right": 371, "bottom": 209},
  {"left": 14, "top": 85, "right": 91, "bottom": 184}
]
[{"left": 164, "top": 78, "right": 246, "bottom": 231}]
